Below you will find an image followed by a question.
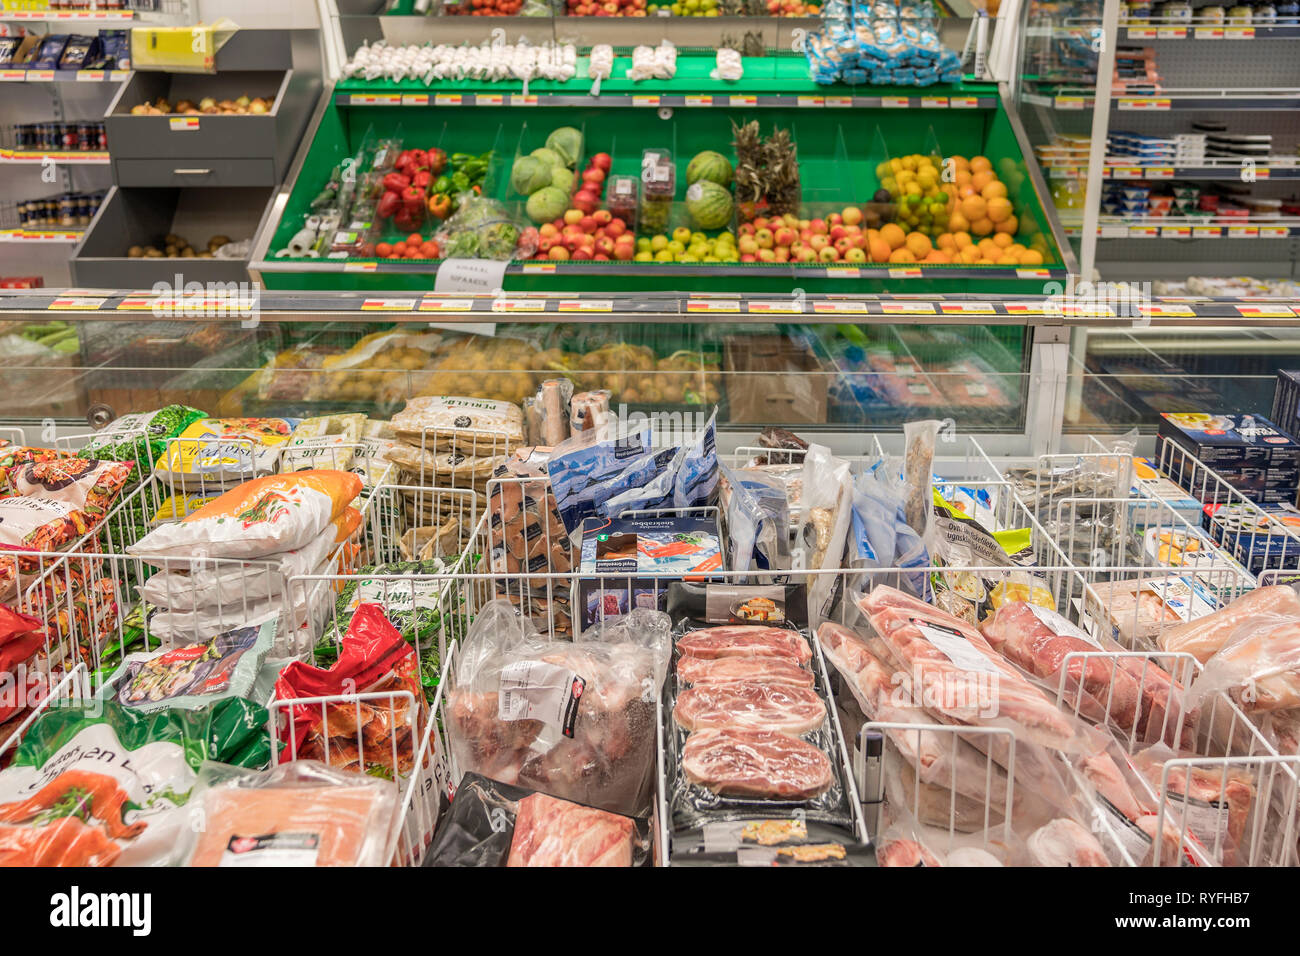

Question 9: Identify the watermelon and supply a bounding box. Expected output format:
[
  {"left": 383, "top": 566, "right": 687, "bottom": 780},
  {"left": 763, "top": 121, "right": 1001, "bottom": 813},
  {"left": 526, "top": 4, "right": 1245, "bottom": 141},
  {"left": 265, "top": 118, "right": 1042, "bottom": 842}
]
[
  {"left": 686, "top": 150, "right": 734, "bottom": 188},
  {"left": 686, "top": 181, "right": 734, "bottom": 230}
]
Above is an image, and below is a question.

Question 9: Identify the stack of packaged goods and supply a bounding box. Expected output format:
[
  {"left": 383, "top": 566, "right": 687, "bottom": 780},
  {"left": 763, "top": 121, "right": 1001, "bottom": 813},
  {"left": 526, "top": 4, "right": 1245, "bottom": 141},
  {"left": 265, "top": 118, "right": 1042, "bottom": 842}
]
[
  {"left": 126, "top": 471, "right": 365, "bottom": 654},
  {"left": 805, "top": 0, "right": 962, "bottom": 87}
]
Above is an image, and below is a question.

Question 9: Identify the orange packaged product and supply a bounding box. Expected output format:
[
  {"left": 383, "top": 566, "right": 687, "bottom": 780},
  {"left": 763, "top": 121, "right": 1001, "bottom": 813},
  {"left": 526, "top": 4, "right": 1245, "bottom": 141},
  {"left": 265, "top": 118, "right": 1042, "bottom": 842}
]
[{"left": 128, "top": 470, "right": 362, "bottom": 564}]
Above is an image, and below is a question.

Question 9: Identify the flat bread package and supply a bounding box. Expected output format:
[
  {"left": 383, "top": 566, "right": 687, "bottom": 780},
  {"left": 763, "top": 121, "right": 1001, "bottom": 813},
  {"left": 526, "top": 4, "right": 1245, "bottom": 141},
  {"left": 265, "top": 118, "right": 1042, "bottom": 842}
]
[{"left": 390, "top": 396, "right": 524, "bottom": 451}]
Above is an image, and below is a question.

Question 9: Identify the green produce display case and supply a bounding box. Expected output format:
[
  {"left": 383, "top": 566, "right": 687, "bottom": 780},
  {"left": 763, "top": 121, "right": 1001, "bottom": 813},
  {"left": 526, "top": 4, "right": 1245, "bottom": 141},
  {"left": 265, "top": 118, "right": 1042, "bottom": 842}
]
[{"left": 253, "top": 62, "right": 1070, "bottom": 294}]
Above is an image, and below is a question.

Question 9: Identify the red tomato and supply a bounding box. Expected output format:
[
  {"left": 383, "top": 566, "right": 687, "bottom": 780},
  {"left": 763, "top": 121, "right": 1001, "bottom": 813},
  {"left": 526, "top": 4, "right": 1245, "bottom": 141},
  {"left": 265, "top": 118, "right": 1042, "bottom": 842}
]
[
  {"left": 420, "top": 241, "right": 439, "bottom": 258},
  {"left": 376, "top": 242, "right": 393, "bottom": 257},
  {"left": 407, "top": 233, "right": 423, "bottom": 246},
  {"left": 393, "top": 242, "right": 407, "bottom": 256}
]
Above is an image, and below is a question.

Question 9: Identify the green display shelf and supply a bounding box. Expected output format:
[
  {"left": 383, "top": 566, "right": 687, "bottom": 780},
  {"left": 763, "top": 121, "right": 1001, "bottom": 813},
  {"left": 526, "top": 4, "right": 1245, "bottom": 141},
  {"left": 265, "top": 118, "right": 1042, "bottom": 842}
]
[{"left": 255, "top": 72, "right": 1066, "bottom": 294}]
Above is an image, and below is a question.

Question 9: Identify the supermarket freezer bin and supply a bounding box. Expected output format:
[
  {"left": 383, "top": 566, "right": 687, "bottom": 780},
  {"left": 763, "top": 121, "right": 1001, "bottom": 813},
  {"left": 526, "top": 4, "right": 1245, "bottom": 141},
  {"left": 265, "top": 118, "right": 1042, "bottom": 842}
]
[
  {"left": 105, "top": 68, "right": 319, "bottom": 187},
  {"left": 70, "top": 185, "right": 277, "bottom": 286}
]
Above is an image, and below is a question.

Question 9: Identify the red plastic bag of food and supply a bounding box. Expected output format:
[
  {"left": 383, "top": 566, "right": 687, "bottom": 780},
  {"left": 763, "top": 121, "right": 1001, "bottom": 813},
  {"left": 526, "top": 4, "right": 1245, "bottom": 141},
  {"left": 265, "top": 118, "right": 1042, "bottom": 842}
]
[
  {"left": 0, "top": 605, "right": 48, "bottom": 724},
  {"left": 273, "top": 603, "right": 426, "bottom": 778}
]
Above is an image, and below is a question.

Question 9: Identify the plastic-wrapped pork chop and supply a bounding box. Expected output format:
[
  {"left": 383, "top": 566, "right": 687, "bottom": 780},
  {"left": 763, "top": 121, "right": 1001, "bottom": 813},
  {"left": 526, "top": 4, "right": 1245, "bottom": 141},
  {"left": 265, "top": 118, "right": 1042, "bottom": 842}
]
[{"left": 445, "top": 603, "right": 670, "bottom": 817}]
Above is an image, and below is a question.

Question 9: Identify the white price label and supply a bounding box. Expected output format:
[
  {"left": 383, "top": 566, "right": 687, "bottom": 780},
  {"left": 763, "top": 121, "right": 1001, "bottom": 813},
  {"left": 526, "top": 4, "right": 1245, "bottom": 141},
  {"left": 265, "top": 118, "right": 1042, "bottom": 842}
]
[{"left": 434, "top": 258, "right": 508, "bottom": 294}]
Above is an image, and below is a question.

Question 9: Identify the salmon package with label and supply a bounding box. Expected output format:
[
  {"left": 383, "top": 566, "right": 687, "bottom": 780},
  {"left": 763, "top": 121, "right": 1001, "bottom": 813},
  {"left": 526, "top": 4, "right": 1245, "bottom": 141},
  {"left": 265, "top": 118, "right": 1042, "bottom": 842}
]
[
  {"left": 153, "top": 416, "right": 299, "bottom": 488},
  {"left": 127, "top": 470, "right": 362, "bottom": 564},
  {"left": 0, "top": 698, "right": 269, "bottom": 866},
  {"left": 274, "top": 602, "right": 428, "bottom": 779},
  {"left": 185, "top": 759, "right": 397, "bottom": 867}
]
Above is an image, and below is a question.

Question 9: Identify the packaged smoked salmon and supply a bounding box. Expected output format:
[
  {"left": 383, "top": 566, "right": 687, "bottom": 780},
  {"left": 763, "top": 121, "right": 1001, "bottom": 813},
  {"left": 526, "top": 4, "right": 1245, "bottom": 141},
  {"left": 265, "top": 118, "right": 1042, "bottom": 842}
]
[
  {"left": 127, "top": 470, "right": 363, "bottom": 564},
  {"left": 184, "top": 759, "right": 398, "bottom": 867}
]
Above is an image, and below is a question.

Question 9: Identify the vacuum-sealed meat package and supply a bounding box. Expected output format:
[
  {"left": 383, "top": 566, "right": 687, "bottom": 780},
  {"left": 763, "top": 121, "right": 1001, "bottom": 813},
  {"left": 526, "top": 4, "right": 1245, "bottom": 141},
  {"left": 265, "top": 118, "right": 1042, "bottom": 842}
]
[
  {"left": 184, "top": 760, "right": 397, "bottom": 867},
  {"left": 445, "top": 603, "right": 670, "bottom": 817},
  {"left": 665, "top": 585, "right": 857, "bottom": 835},
  {"left": 426, "top": 772, "right": 653, "bottom": 867}
]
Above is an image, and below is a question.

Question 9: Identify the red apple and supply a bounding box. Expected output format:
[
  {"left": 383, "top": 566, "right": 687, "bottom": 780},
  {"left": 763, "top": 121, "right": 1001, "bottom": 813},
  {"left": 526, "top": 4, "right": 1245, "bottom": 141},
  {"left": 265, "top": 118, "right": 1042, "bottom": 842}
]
[
  {"left": 774, "top": 227, "right": 796, "bottom": 246},
  {"left": 834, "top": 236, "right": 854, "bottom": 255},
  {"left": 606, "top": 218, "right": 626, "bottom": 238},
  {"left": 842, "top": 206, "right": 863, "bottom": 226},
  {"left": 828, "top": 213, "right": 843, "bottom": 227},
  {"left": 809, "top": 234, "right": 829, "bottom": 252},
  {"left": 593, "top": 209, "right": 613, "bottom": 226},
  {"left": 844, "top": 246, "right": 867, "bottom": 262},
  {"left": 595, "top": 236, "right": 615, "bottom": 256},
  {"left": 591, "top": 152, "right": 612, "bottom": 172},
  {"left": 578, "top": 215, "right": 597, "bottom": 233},
  {"left": 755, "top": 228, "right": 774, "bottom": 249},
  {"left": 572, "top": 189, "right": 599, "bottom": 214},
  {"left": 614, "top": 242, "right": 634, "bottom": 261},
  {"left": 741, "top": 253, "right": 758, "bottom": 262},
  {"left": 809, "top": 218, "right": 827, "bottom": 234},
  {"left": 818, "top": 245, "right": 839, "bottom": 261},
  {"left": 757, "top": 248, "right": 777, "bottom": 262}
]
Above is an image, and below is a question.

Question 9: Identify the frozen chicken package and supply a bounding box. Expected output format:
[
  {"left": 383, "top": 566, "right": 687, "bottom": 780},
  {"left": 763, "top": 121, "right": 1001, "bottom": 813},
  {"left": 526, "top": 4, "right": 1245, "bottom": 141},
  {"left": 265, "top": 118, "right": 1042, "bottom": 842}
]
[
  {"left": 183, "top": 759, "right": 398, "bottom": 867},
  {"left": 445, "top": 601, "right": 670, "bottom": 817},
  {"left": 1191, "top": 611, "right": 1300, "bottom": 714}
]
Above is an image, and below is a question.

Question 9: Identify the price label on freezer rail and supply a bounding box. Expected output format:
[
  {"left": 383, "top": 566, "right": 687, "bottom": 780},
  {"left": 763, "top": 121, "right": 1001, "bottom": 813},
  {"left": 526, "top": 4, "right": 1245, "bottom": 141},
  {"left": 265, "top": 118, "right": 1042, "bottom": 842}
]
[
  {"left": 1194, "top": 26, "right": 1225, "bottom": 37},
  {"left": 435, "top": 258, "right": 508, "bottom": 294},
  {"left": 1192, "top": 226, "right": 1221, "bottom": 239},
  {"left": 747, "top": 300, "right": 802, "bottom": 314},
  {"left": 1054, "top": 95, "right": 1086, "bottom": 109},
  {"left": 361, "top": 298, "right": 416, "bottom": 311},
  {"left": 434, "top": 93, "right": 463, "bottom": 106},
  {"left": 684, "top": 95, "right": 712, "bottom": 107},
  {"left": 557, "top": 299, "right": 612, "bottom": 312},
  {"left": 825, "top": 95, "right": 852, "bottom": 107},
  {"left": 939, "top": 302, "right": 996, "bottom": 314},
  {"left": 1259, "top": 226, "right": 1290, "bottom": 238},
  {"left": 920, "top": 96, "right": 948, "bottom": 108},
  {"left": 883, "top": 300, "right": 933, "bottom": 312},
  {"left": 632, "top": 95, "right": 660, "bottom": 107},
  {"left": 419, "top": 298, "right": 474, "bottom": 312},
  {"left": 812, "top": 300, "right": 869, "bottom": 314},
  {"left": 492, "top": 298, "right": 545, "bottom": 312},
  {"left": 686, "top": 299, "right": 741, "bottom": 313},
  {"left": 510, "top": 94, "right": 538, "bottom": 106},
  {"left": 76, "top": 70, "right": 105, "bottom": 82},
  {"left": 1235, "top": 304, "right": 1296, "bottom": 318},
  {"left": 168, "top": 117, "right": 200, "bottom": 131},
  {"left": 1157, "top": 26, "right": 1186, "bottom": 37},
  {"left": 796, "top": 95, "right": 824, "bottom": 107},
  {"left": 1227, "top": 226, "right": 1258, "bottom": 238},
  {"left": 881, "top": 96, "right": 909, "bottom": 108},
  {"left": 401, "top": 94, "right": 429, "bottom": 106},
  {"left": 47, "top": 296, "right": 106, "bottom": 311},
  {"left": 950, "top": 96, "right": 979, "bottom": 108},
  {"left": 1139, "top": 303, "right": 1196, "bottom": 317}
]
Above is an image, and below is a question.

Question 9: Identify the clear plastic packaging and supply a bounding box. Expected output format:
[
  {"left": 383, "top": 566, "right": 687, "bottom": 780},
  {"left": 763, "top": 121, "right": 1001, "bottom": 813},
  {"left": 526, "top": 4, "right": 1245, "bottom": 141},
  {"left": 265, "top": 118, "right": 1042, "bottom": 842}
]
[
  {"left": 445, "top": 602, "right": 670, "bottom": 816},
  {"left": 184, "top": 760, "right": 398, "bottom": 867}
]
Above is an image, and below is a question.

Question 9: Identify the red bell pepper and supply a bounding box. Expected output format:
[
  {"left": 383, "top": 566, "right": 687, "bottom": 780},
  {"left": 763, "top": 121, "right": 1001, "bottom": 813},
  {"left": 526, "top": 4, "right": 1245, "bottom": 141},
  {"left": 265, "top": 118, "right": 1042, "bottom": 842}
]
[
  {"left": 376, "top": 190, "right": 401, "bottom": 219},
  {"left": 412, "top": 170, "right": 433, "bottom": 190},
  {"left": 382, "top": 171, "right": 411, "bottom": 194},
  {"left": 426, "top": 147, "right": 447, "bottom": 175}
]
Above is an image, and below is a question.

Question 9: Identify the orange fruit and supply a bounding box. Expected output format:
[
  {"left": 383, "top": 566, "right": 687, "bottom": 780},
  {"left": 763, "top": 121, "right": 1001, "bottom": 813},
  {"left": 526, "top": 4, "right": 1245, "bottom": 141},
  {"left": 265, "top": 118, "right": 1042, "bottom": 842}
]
[
  {"left": 960, "top": 195, "right": 987, "bottom": 222},
  {"left": 948, "top": 212, "right": 970, "bottom": 234},
  {"left": 970, "top": 217, "right": 994, "bottom": 236},
  {"left": 904, "top": 231, "right": 933, "bottom": 258},
  {"left": 880, "top": 222, "right": 906, "bottom": 250},
  {"left": 924, "top": 249, "right": 951, "bottom": 263},
  {"left": 971, "top": 170, "right": 995, "bottom": 193},
  {"left": 958, "top": 245, "right": 981, "bottom": 264},
  {"left": 977, "top": 238, "right": 999, "bottom": 257},
  {"left": 996, "top": 254, "right": 1018, "bottom": 265},
  {"left": 868, "top": 237, "right": 891, "bottom": 262},
  {"left": 1018, "top": 248, "right": 1044, "bottom": 266},
  {"left": 888, "top": 248, "right": 916, "bottom": 263},
  {"left": 982, "top": 180, "right": 1008, "bottom": 200},
  {"left": 952, "top": 230, "right": 973, "bottom": 249},
  {"left": 947, "top": 154, "right": 970, "bottom": 171},
  {"left": 970, "top": 155, "right": 992, "bottom": 173},
  {"left": 992, "top": 232, "right": 1013, "bottom": 249},
  {"left": 956, "top": 170, "right": 973, "bottom": 187},
  {"left": 994, "top": 214, "right": 1019, "bottom": 235},
  {"left": 1007, "top": 243, "right": 1026, "bottom": 256},
  {"left": 986, "top": 197, "right": 1013, "bottom": 223},
  {"left": 936, "top": 233, "right": 957, "bottom": 251}
]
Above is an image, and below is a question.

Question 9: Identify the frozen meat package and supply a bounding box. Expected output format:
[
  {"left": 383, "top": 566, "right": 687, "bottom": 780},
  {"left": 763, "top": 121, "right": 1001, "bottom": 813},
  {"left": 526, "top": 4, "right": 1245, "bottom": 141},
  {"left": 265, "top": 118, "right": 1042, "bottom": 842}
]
[
  {"left": 445, "top": 603, "right": 671, "bottom": 817},
  {"left": 664, "top": 585, "right": 859, "bottom": 839},
  {"left": 427, "top": 772, "right": 653, "bottom": 867},
  {"left": 183, "top": 760, "right": 398, "bottom": 867}
]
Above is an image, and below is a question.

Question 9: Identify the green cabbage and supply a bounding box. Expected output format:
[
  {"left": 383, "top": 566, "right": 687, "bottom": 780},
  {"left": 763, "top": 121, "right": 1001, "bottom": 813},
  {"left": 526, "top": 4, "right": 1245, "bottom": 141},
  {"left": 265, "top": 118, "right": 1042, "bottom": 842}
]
[
  {"left": 525, "top": 186, "right": 570, "bottom": 224},
  {"left": 530, "top": 146, "right": 566, "bottom": 169},
  {"left": 550, "top": 166, "right": 574, "bottom": 193},
  {"left": 510, "top": 155, "right": 553, "bottom": 195},
  {"left": 543, "top": 126, "right": 582, "bottom": 168}
]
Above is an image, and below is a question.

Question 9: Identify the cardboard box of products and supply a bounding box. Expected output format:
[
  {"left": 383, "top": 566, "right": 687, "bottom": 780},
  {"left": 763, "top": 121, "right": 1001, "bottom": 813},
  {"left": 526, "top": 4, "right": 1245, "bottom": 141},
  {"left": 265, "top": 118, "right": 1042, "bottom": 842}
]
[{"left": 724, "top": 335, "right": 827, "bottom": 425}]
